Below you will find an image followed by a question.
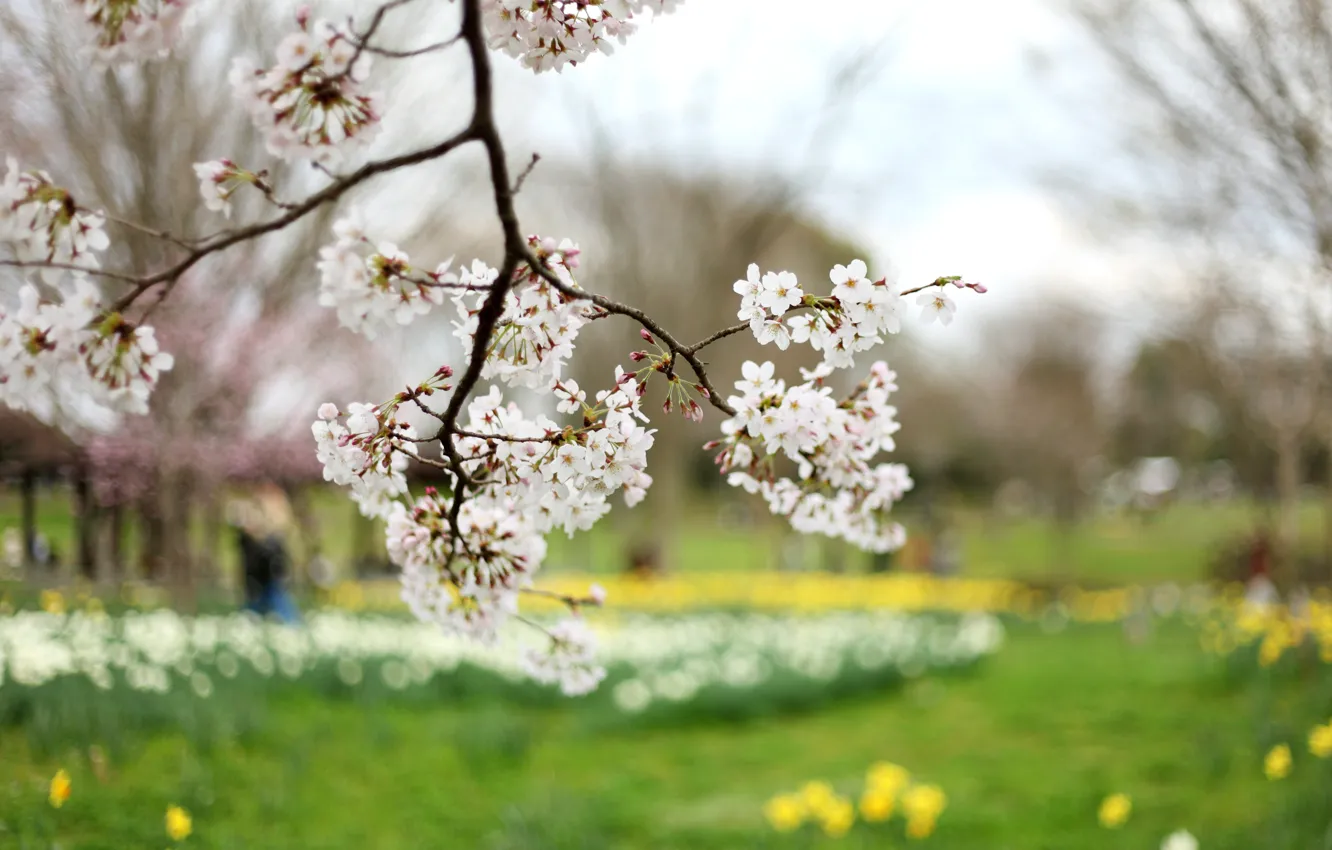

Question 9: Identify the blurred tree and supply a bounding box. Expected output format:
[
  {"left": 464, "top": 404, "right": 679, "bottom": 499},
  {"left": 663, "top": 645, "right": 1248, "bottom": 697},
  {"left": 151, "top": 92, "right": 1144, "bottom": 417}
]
[
  {"left": 1069, "top": 0, "right": 1332, "bottom": 569},
  {"left": 0, "top": 1, "right": 389, "bottom": 592}
]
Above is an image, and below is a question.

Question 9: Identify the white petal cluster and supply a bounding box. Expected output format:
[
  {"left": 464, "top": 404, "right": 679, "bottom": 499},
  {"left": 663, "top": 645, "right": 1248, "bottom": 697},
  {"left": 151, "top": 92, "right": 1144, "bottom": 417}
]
[
  {"left": 389, "top": 486, "right": 540, "bottom": 643},
  {"left": 1, "top": 158, "right": 109, "bottom": 284},
  {"left": 735, "top": 259, "right": 903, "bottom": 370},
  {"left": 317, "top": 216, "right": 453, "bottom": 339},
  {"left": 0, "top": 608, "right": 1003, "bottom": 704},
  {"left": 521, "top": 616, "right": 606, "bottom": 696},
  {"left": 0, "top": 160, "right": 173, "bottom": 421},
  {"left": 451, "top": 236, "right": 599, "bottom": 390},
  {"left": 229, "top": 16, "right": 380, "bottom": 165},
  {"left": 68, "top": 0, "right": 191, "bottom": 66},
  {"left": 382, "top": 372, "right": 654, "bottom": 639},
  {"left": 716, "top": 360, "right": 912, "bottom": 552},
  {"left": 311, "top": 402, "right": 415, "bottom": 519},
  {"left": 482, "top": 0, "right": 684, "bottom": 73},
  {"left": 192, "top": 159, "right": 259, "bottom": 219}
]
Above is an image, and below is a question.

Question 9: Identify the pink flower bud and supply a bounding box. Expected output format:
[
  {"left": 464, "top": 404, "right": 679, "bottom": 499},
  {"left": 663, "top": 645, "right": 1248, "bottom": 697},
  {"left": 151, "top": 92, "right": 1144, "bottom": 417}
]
[
  {"left": 437, "top": 364, "right": 454, "bottom": 378},
  {"left": 695, "top": 384, "right": 710, "bottom": 399},
  {"left": 629, "top": 351, "right": 647, "bottom": 362},
  {"left": 424, "top": 486, "right": 438, "bottom": 497},
  {"left": 640, "top": 329, "right": 654, "bottom": 344},
  {"left": 662, "top": 399, "right": 672, "bottom": 414},
  {"left": 702, "top": 440, "right": 721, "bottom": 451},
  {"left": 971, "top": 282, "right": 988, "bottom": 293},
  {"left": 295, "top": 4, "right": 311, "bottom": 27}
]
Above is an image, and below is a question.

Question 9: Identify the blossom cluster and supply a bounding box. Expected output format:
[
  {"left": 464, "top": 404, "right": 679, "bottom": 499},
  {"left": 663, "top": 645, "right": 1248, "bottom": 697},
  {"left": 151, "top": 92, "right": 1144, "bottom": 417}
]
[
  {"left": 0, "top": 160, "right": 174, "bottom": 420},
  {"left": 451, "top": 236, "right": 599, "bottom": 390},
  {"left": 312, "top": 397, "right": 426, "bottom": 518},
  {"left": 521, "top": 616, "right": 606, "bottom": 695},
  {"left": 67, "top": 0, "right": 191, "bottom": 66},
  {"left": 713, "top": 360, "right": 912, "bottom": 552},
  {"left": 734, "top": 260, "right": 903, "bottom": 368},
  {"left": 229, "top": 11, "right": 380, "bottom": 165},
  {"left": 316, "top": 216, "right": 459, "bottom": 339},
  {"left": 482, "top": 0, "right": 684, "bottom": 72},
  {"left": 1, "top": 159, "right": 109, "bottom": 283},
  {"left": 192, "top": 159, "right": 270, "bottom": 219}
]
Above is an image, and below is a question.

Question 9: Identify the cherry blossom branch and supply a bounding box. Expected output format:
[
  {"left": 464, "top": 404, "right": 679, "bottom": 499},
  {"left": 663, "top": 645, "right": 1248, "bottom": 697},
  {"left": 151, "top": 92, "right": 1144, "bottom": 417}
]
[
  {"left": 105, "top": 124, "right": 476, "bottom": 313},
  {"left": 512, "top": 246, "right": 739, "bottom": 416},
  {"left": 105, "top": 214, "right": 198, "bottom": 250}
]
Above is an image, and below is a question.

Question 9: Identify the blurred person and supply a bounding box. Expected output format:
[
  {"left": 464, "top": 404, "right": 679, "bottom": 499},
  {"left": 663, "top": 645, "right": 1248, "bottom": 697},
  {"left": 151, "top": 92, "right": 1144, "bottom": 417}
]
[{"left": 228, "top": 483, "right": 300, "bottom": 623}]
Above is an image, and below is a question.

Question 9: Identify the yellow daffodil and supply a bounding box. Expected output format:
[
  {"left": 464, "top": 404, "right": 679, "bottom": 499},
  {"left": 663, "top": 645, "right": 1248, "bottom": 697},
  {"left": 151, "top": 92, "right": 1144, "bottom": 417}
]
[
  {"left": 166, "top": 805, "right": 192, "bottom": 841},
  {"left": 763, "top": 794, "right": 805, "bottom": 832},
  {"left": 859, "top": 788, "right": 896, "bottom": 822},
  {"left": 49, "top": 769, "right": 71, "bottom": 808},
  {"left": 1098, "top": 793, "right": 1131, "bottom": 828},
  {"left": 1310, "top": 723, "right": 1332, "bottom": 759},
  {"left": 1258, "top": 634, "right": 1286, "bottom": 667},
  {"left": 40, "top": 590, "right": 65, "bottom": 615},
  {"left": 902, "top": 784, "right": 946, "bottom": 823},
  {"left": 819, "top": 797, "right": 855, "bottom": 838},
  {"left": 906, "top": 814, "right": 938, "bottom": 839},
  {"left": 866, "top": 761, "right": 910, "bottom": 795},
  {"left": 1265, "top": 744, "right": 1291, "bottom": 780},
  {"left": 799, "top": 780, "right": 836, "bottom": 814}
]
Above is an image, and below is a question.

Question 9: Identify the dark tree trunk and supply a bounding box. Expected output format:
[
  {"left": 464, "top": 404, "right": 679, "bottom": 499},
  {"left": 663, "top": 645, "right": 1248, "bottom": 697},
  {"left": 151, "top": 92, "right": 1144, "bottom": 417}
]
[
  {"left": 107, "top": 503, "right": 125, "bottom": 584},
  {"left": 73, "top": 465, "right": 97, "bottom": 581},
  {"left": 139, "top": 495, "right": 166, "bottom": 581}
]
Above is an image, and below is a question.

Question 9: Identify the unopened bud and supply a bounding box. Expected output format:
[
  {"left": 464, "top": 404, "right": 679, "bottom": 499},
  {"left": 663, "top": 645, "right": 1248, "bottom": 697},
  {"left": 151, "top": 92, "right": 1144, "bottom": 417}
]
[
  {"left": 663, "top": 399, "right": 672, "bottom": 414},
  {"left": 424, "top": 486, "right": 438, "bottom": 497},
  {"left": 295, "top": 4, "right": 311, "bottom": 26},
  {"left": 629, "top": 351, "right": 647, "bottom": 362},
  {"left": 639, "top": 329, "right": 654, "bottom": 344},
  {"left": 437, "top": 364, "right": 454, "bottom": 378},
  {"left": 702, "top": 440, "right": 721, "bottom": 451},
  {"left": 695, "top": 384, "right": 710, "bottom": 399}
]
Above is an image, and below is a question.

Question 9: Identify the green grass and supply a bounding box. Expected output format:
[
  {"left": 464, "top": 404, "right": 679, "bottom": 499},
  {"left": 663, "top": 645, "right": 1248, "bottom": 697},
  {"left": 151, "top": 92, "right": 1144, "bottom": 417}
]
[
  {"left": 3, "top": 620, "right": 1319, "bottom": 849},
  {"left": 6, "top": 482, "right": 1326, "bottom": 588}
]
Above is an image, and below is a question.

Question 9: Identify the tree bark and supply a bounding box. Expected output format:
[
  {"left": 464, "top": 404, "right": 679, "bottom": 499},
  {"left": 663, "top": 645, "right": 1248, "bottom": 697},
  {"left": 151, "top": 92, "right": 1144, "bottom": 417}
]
[
  {"left": 139, "top": 494, "right": 166, "bottom": 582},
  {"left": 19, "top": 467, "right": 36, "bottom": 576},
  {"left": 1275, "top": 426, "right": 1301, "bottom": 581},
  {"left": 201, "top": 491, "right": 224, "bottom": 590},
  {"left": 106, "top": 503, "right": 124, "bottom": 584},
  {"left": 72, "top": 464, "right": 97, "bottom": 581}
]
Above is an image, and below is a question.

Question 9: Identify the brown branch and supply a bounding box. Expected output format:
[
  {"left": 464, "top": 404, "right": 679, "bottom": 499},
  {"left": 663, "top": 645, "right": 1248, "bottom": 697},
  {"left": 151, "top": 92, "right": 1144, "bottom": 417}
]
[
  {"left": 513, "top": 247, "right": 738, "bottom": 416},
  {"left": 106, "top": 125, "right": 477, "bottom": 313},
  {"left": 512, "top": 152, "right": 541, "bottom": 195},
  {"left": 359, "top": 34, "right": 463, "bottom": 59},
  {"left": 105, "top": 214, "right": 197, "bottom": 250}
]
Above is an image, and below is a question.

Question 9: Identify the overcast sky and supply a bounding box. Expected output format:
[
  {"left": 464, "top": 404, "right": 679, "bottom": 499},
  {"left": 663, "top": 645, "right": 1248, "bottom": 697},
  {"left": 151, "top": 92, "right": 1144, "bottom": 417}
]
[{"left": 474, "top": 0, "right": 1179, "bottom": 363}]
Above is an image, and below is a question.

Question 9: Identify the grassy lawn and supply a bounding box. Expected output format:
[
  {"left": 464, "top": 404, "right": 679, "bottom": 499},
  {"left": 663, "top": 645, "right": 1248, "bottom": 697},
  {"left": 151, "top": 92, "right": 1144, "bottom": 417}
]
[
  {"left": 1, "top": 620, "right": 1309, "bottom": 849},
  {"left": 5, "top": 483, "right": 1321, "bottom": 588}
]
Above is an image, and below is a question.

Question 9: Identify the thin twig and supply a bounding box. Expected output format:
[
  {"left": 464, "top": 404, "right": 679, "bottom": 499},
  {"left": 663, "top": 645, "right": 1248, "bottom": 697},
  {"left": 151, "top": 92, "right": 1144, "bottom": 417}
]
[
  {"left": 0, "top": 259, "right": 144, "bottom": 285},
  {"left": 511, "top": 152, "right": 541, "bottom": 195}
]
